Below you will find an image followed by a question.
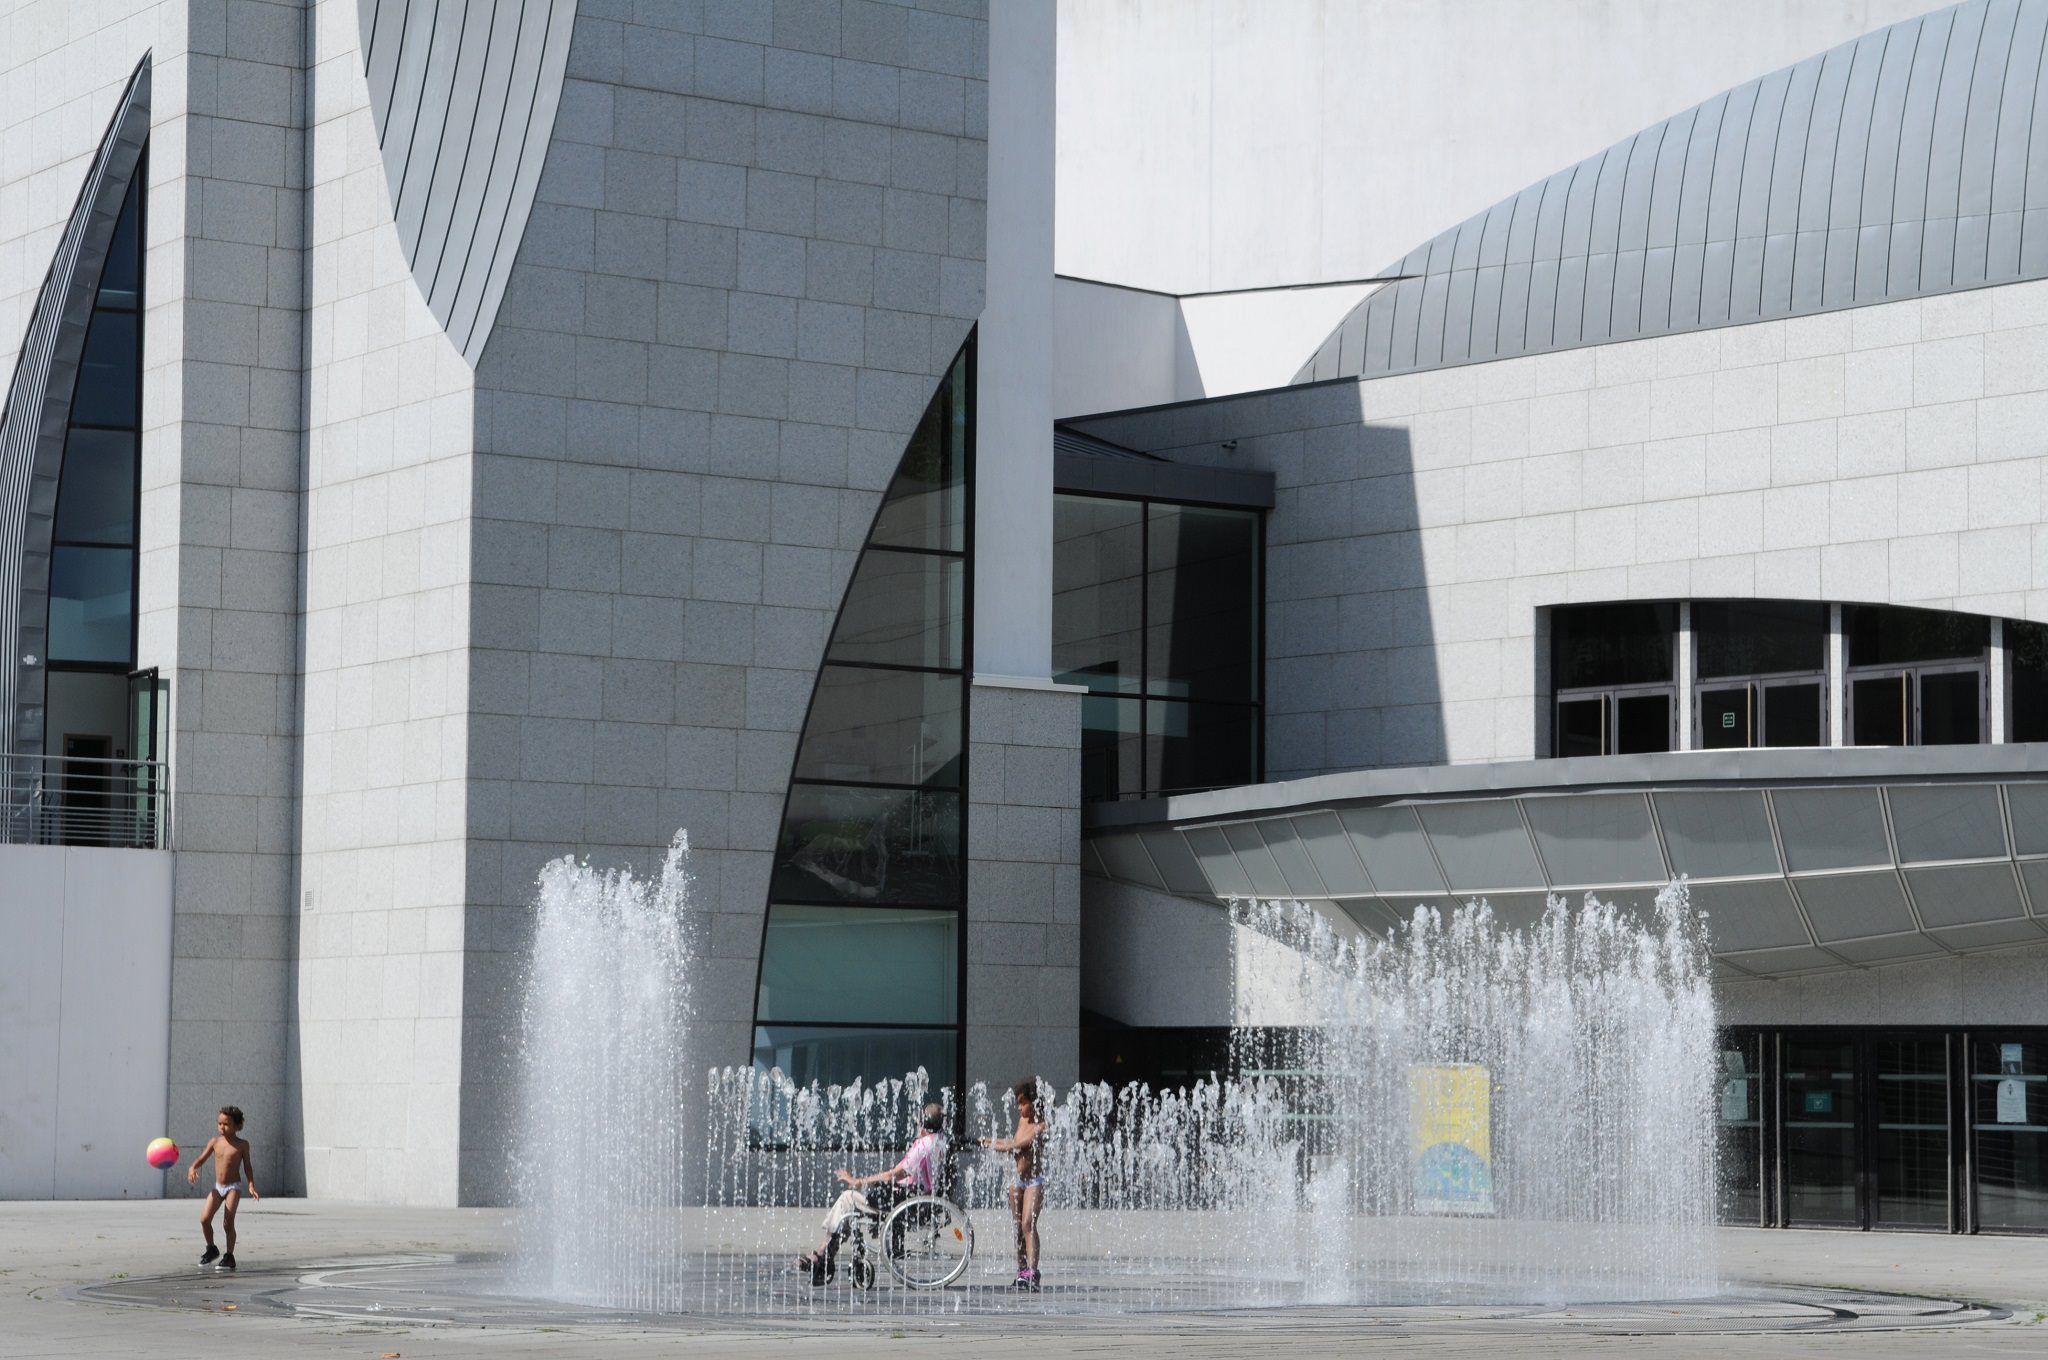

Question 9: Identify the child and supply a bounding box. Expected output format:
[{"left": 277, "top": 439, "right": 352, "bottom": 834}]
[
  {"left": 794, "top": 1102, "right": 948, "bottom": 1286},
  {"left": 979, "top": 1078, "right": 1047, "bottom": 1291},
  {"left": 186, "top": 1106, "right": 259, "bottom": 1269}
]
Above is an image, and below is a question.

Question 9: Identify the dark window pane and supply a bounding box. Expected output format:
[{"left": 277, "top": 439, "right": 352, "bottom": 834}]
[
  {"left": 1146, "top": 504, "right": 1259, "bottom": 703},
  {"left": 1851, "top": 674, "right": 1909, "bottom": 746},
  {"left": 1551, "top": 602, "right": 1674, "bottom": 687},
  {"left": 53, "top": 428, "right": 136, "bottom": 545},
  {"left": 756, "top": 904, "right": 958, "bottom": 1025},
  {"left": 1556, "top": 696, "right": 1605, "bottom": 757},
  {"left": 71, "top": 309, "right": 138, "bottom": 429},
  {"left": 1846, "top": 604, "right": 1987, "bottom": 666},
  {"left": 1784, "top": 1036, "right": 1860, "bottom": 1226},
  {"left": 868, "top": 353, "right": 966, "bottom": 552},
  {"left": 794, "top": 666, "right": 962, "bottom": 788},
  {"left": 1874, "top": 1037, "right": 1949, "bottom": 1229},
  {"left": 1717, "top": 1035, "right": 1764, "bottom": 1224},
  {"left": 1698, "top": 685, "right": 1753, "bottom": 749},
  {"left": 1146, "top": 700, "right": 1256, "bottom": 793},
  {"left": 773, "top": 784, "right": 961, "bottom": 905},
  {"left": 96, "top": 175, "right": 141, "bottom": 310},
  {"left": 1614, "top": 691, "right": 1671, "bottom": 753},
  {"left": 1693, "top": 600, "right": 1827, "bottom": 677},
  {"left": 1973, "top": 1037, "right": 2048, "bottom": 1232},
  {"left": 1919, "top": 669, "right": 1982, "bottom": 745},
  {"left": 2016, "top": 620, "right": 2048, "bottom": 742},
  {"left": 1762, "top": 681, "right": 1823, "bottom": 747},
  {"left": 753, "top": 1024, "right": 956, "bottom": 1094},
  {"left": 1080, "top": 694, "right": 1142, "bottom": 802},
  {"left": 1053, "top": 495, "right": 1143, "bottom": 693},
  {"left": 47, "top": 546, "right": 133, "bottom": 663},
  {"left": 827, "top": 550, "right": 963, "bottom": 670}
]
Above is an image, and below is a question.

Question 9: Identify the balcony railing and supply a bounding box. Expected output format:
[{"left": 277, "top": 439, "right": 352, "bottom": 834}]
[{"left": 1, "top": 752, "right": 170, "bottom": 849}]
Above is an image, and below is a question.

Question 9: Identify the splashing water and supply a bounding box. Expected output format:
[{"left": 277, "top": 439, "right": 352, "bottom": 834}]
[{"left": 513, "top": 833, "right": 697, "bottom": 1308}]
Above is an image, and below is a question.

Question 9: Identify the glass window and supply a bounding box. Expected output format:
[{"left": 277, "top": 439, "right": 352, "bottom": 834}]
[
  {"left": 868, "top": 360, "right": 966, "bottom": 552},
  {"left": 1555, "top": 695, "right": 1605, "bottom": 757},
  {"left": 827, "top": 550, "right": 963, "bottom": 670},
  {"left": 52, "top": 428, "right": 136, "bottom": 546},
  {"left": 2013, "top": 620, "right": 2048, "bottom": 743},
  {"left": 71, "top": 309, "right": 138, "bottom": 429},
  {"left": 752, "top": 1024, "right": 957, "bottom": 1095},
  {"left": 1718, "top": 1034, "right": 1764, "bottom": 1224},
  {"left": 1973, "top": 1036, "right": 2048, "bottom": 1232},
  {"left": 1551, "top": 602, "right": 1675, "bottom": 688},
  {"left": 773, "top": 784, "right": 962, "bottom": 906},
  {"left": 1053, "top": 495, "right": 1143, "bottom": 693},
  {"left": 1784, "top": 1035, "right": 1860, "bottom": 1226},
  {"left": 1918, "top": 669, "right": 1982, "bottom": 745},
  {"left": 1693, "top": 600, "right": 1827, "bottom": 678},
  {"left": 1613, "top": 691, "right": 1671, "bottom": 753},
  {"left": 1851, "top": 673, "right": 1910, "bottom": 746},
  {"left": 1763, "top": 680, "right": 1823, "bottom": 747},
  {"left": 96, "top": 175, "right": 141, "bottom": 310},
  {"left": 1699, "top": 685, "right": 1752, "bottom": 749},
  {"left": 1146, "top": 699, "right": 1258, "bottom": 795},
  {"left": 1080, "top": 694, "right": 1141, "bottom": 802},
  {"left": 792, "top": 666, "right": 962, "bottom": 788},
  {"left": 755, "top": 904, "right": 958, "bottom": 1026},
  {"left": 47, "top": 545, "right": 133, "bottom": 663},
  {"left": 1874, "top": 1036, "right": 1949, "bottom": 1228},
  {"left": 1846, "top": 604, "right": 1987, "bottom": 667},
  {"left": 1146, "top": 504, "right": 1259, "bottom": 703}
]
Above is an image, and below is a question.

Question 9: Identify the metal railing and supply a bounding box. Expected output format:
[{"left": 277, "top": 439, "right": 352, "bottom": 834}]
[{"left": 1, "top": 752, "right": 169, "bottom": 849}]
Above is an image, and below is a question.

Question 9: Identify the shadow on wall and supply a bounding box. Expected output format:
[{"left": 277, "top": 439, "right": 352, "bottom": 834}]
[{"left": 1067, "top": 382, "right": 1444, "bottom": 777}]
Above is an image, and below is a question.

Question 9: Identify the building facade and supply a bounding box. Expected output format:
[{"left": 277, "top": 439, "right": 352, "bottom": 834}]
[{"left": 1, "top": 0, "right": 2043, "bottom": 1233}]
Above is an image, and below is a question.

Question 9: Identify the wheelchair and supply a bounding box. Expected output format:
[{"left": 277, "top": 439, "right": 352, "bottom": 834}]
[{"left": 835, "top": 1187, "right": 975, "bottom": 1290}]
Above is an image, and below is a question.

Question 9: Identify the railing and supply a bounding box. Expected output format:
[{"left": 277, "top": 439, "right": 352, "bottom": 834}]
[{"left": 1, "top": 752, "right": 169, "bottom": 849}]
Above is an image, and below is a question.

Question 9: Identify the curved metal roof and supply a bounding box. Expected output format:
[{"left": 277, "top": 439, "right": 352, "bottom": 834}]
[{"left": 1296, "top": 0, "right": 2048, "bottom": 384}]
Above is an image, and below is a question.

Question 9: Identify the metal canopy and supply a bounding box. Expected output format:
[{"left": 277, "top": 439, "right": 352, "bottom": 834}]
[{"left": 1083, "top": 746, "right": 2048, "bottom": 978}]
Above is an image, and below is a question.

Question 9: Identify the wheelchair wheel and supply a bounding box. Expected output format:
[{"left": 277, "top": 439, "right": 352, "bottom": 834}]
[
  {"left": 848, "top": 1256, "right": 876, "bottom": 1290},
  {"left": 881, "top": 1195, "right": 972, "bottom": 1289}
]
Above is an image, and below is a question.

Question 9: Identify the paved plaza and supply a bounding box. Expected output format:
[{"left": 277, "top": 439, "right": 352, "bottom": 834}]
[{"left": 3, "top": 1201, "right": 2046, "bottom": 1358}]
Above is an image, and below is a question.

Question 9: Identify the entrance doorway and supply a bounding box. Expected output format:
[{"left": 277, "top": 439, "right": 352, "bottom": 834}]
[{"left": 1780, "top": 1031, "right": 1953, "bottom": 1231}]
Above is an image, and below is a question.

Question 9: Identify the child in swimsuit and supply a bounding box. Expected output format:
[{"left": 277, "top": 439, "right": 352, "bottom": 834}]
[
  {"left": 186, "top": 1105, "right": 259, "bottom": 1269},
  {"left": 979, "top": 1077, "right": 1047, "bottom": 1291}
]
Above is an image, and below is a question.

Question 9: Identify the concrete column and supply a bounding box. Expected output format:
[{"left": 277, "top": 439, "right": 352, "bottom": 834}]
[
  {"left": 975, "top": 0, "right": 1057, "bottom": 683},
  {"left": 1675, "top": 601, "right": 1693, "bottom": 751},
  {"left": 1990, "top": 618, "right": 2006, "bottom": 743},
  {"left": 1828, "top": 604, "right": 1845, "bottom": 746}
]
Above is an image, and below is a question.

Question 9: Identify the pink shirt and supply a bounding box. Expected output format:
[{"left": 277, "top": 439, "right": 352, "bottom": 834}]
[{"left": 894, "top": 1131, "right": 947, "bottom": 1193}]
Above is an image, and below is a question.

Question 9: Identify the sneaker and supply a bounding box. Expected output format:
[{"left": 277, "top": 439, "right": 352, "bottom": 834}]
[
  {"left": 1013, "top": 1268, "right": 1040, "bottom": 1292},
  {"left": 198, "top": 1246, "right": 220, "bottom": 1267},
  {"left": 219, "top": 1253, "right": 237, "bottom": 1272}
]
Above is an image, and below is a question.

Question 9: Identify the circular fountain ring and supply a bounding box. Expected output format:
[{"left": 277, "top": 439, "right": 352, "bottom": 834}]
[{"left": 74, "top": 1254, "right": 2011, "bottom": 1337}]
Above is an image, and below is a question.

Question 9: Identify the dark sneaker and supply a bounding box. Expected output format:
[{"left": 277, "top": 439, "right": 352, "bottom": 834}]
[
  {"left": 219, "top": 1253, "right": 237, "bottom": 1271},
  {"left": 1013, "top": 1268, "right": 1040, "bottom": 1292},
  {"left": 198, "top": 1246, "right": 219, "bottom": 1267}
]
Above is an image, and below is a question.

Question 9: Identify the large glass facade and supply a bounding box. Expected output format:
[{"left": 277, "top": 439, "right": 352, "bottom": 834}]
[
  {"left": 1550, "top": 603, "right": 1676, "bottom": 756},
  {"left": 1054, "top": 494, "right": 1261, "bottom": 800},
  {"left": 752, "top": 340, "right": 972, "bottom": 1094}
]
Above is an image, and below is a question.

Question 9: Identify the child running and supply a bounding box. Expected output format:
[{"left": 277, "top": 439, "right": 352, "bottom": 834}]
[
  {"left": 979, "top": 1077, "right": 1047, "bottom": 1291},
  {"left": 186, "top": 1106, "right": 259, "bottom": 1269}
]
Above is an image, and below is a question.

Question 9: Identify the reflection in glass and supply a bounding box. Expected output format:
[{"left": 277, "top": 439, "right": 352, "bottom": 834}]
[
  {"left": 1052, "top": 495, "right": 1142, "bottom": 693},
  {"left": 868, "top": 355, "right": 966, "bottom": 552},
  {"left": 1080, "top": 694, "right": 1141, "bottom": 802},
  {"left": 1614, "top": 691, "right": 1671, "bottom": 753},
  {"left": 1147, "top": 700, "right": 1258, "bottom": 794},
  {"left": 1875, "top": 1037, "right": 1948, "bottom": 1228},
  {"left": 1693, "top": 600, "right": 1826, "bottom": 678},
  {"left": 1845, "top": 604, "right": 1986, "bottom": 666},
  {"left": 827, "top": 550, "right": 963, "bottom": 670},
  {"left": 1918, "top": 670, "right": 1981, "bottom": 745},
  {"left": 1551, "top": 602, "right": 1674, "bottom": 687},
  {"left": 1763, "top": 681, "right": 1823, "bottom": 747},
  {"left": 53, "top": 429, "right": 137, "bottom": 545},
  {"left": 1147, "top": 504, "right": 1259, "bottom": 703},
  {"left": 752, "top": 1024, "right": 957, "bottom": 1096},
  {"left": 756, "top": 904, "right": 957, "bottom": 1025},
  {"left": 1973, "top": 1037, "right": 2048, "bottom": 1232},
  {"left": 793, "top": 666, "right": 962, "bottom": 788},
  {"left": 1718, "top": 1034, "right": 1764, "bottom": 1224},
  {"left": 72, "top": 309, "right": 139, "bottom": 429},
  {"left": 1784, "top": 1035, "right": 1860, "bottom": 1226},
  {"left": 1851, "top": 674, "right": 1908, "bottom": 746},
  {"left": 773, "top": 784, "right": 961, "bottom": 906},
  {"left": 48, "top": 546, "right": 134, "bottom": 663}
]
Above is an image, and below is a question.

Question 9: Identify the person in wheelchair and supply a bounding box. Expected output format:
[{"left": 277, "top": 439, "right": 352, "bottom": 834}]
[{"left": 793, "top": 1102, "right": 948, "bottom": 1285}]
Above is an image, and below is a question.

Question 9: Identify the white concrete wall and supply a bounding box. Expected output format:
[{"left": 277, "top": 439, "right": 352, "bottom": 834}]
[
  {"left": 0, "top": 845, "right": 173, "bottom": 1199},
  {"left": 1056, "top": 0, "right": 1938, "bottom": 297},
  {"left": 1072, "top": 278, "right": 2048, "bottom": 778},
  {"left": 1718, "top": 939, "right": 2048, "bottom": 1025},
  {"left": 1051, "top": 277, "right": 1190, "bottom": 416},
  {"left": 1081, "top": 877, "right": 1329, "bottom": 1028}
]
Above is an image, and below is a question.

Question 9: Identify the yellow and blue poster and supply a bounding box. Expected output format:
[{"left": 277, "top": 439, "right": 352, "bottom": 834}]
[{"left": 1409, "top": 1063, "right": 1496, "bottom": 1215}]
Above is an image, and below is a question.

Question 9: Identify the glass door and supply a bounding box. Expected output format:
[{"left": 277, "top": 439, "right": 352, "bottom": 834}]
[
  {"left": 1873, "top": 1036, "right": 1949, "bottom": 1228},
  {"left": 1973, "top": 1036, "right": 2048, "bottom": 1232},
  {"left": 1718, "top": 1033, "right": 1765, "bottom": 1223},
  {"left": 125, "top": 667, "right": 159, "bottom": 848},
  {"left": 1783, "top": 1034, "right": 1861, "bottom": 1226}
]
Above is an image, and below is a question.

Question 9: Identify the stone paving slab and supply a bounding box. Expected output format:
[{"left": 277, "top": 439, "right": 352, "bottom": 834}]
[{"left": 4, "top": 1201, "right": 2047, "bottom": 1359}]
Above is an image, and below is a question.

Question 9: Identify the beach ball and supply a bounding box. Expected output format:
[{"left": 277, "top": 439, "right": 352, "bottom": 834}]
[{"left": 145, "top": 1137, "right": 179, "bottom": 1170}]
